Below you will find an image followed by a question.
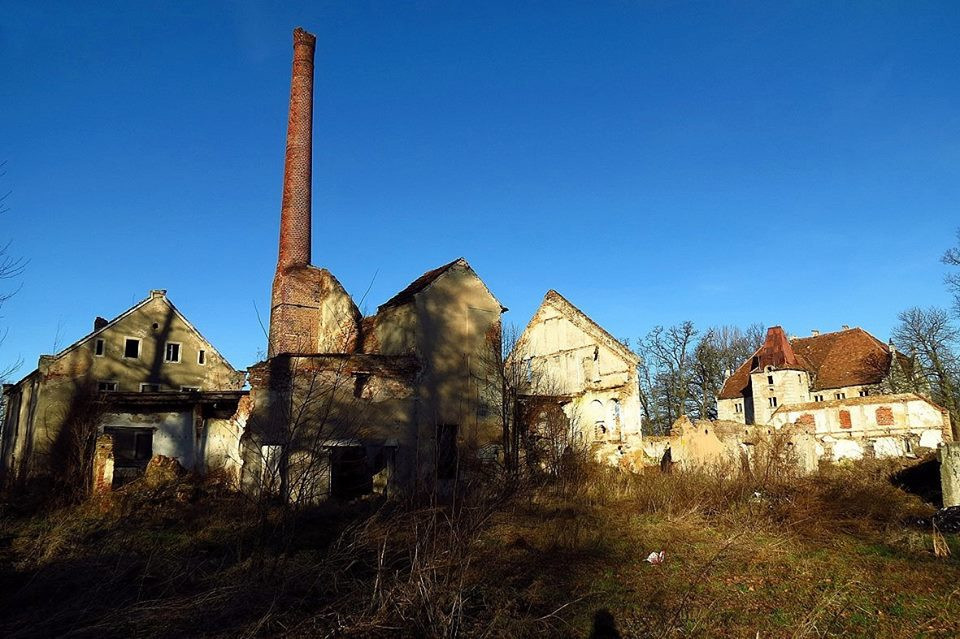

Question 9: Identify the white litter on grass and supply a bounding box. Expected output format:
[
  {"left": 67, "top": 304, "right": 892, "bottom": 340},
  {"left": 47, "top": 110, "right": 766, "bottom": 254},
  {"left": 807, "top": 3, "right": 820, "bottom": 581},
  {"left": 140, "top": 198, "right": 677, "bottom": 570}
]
[{"left": 645, "top": 551, "right": 665, "bottom": 565}]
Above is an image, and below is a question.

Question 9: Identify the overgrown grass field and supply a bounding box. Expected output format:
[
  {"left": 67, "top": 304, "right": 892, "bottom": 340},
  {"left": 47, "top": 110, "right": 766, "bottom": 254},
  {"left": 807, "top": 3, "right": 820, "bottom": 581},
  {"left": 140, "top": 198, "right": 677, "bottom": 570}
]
[{"left": 1, "top": 459, "right": 958, "bottom": 638}]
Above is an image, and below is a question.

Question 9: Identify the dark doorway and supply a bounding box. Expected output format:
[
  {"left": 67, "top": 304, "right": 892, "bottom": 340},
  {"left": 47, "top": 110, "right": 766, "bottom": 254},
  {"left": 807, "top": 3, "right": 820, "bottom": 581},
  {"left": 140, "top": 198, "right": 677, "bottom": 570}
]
[
  {"left": 437, "top": 424, "right": 458, "bottom": 480},
  {"left": 330, "top": 446, "right": 371, "bottom": 500},
  {"left": 105, "top": 427, "right": 153, "bottom": 486}
]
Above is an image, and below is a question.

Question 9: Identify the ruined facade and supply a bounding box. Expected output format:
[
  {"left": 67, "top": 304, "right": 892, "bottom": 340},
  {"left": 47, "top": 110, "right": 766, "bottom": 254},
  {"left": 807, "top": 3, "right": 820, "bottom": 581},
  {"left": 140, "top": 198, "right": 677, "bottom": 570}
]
[
  {"left": 637, "top": 416, "right": 819, "bottom": 476},
  {"left": 0, "top": 290, "right": 245, "bottom": 482},
  {"left": 242, "top": 29, "right": 505, "bottom": 502},
  {"left": 513, "top": 290, "right": 642, "bottom": 465},
  {"left": 770, "top": 394, "right": 950, "bottom": 461}
]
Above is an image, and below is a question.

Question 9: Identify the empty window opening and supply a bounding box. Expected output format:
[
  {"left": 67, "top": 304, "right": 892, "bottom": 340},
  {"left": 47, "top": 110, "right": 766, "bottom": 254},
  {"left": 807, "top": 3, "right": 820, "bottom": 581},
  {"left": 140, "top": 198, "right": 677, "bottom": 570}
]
[
  {"left": 197, "top": 349, "right": 206, "bottom": 365},
  {"left": 94, "top": 338, "right": 105, "bottom": 357},
  {"left": 768, "top": 397, "right": 778, "bottom": 408},
  {"left": 814, "top": 394, "right": 824, "bottom": 402},
  {"left": 124, "top": 338, "right": 141, "bottom": 359},
  {"left": 835, "top": 392, "right": 846, "bottom": 400},
  {"left": 525, "top": 358, "right": 532, "bottom": 383},
  {"left": 164, "top": 342, "right": 181, "bottom": 363},
  {"left": 437, "top": 424, "right": 459, "bottom": 480},
  {"left": 735, "top": 402, "right": 743, "bottom": 414},
  {"left": 98, "top": 381, "right": 118, "bottom": 392},
  {"left": 140, "top": 383, "right": 161, "bottom": 392},
  {"left": 767, "top": 375, "right": 774, "bottom": 385},
  {"left": 859, "top": 389, "right": 869, "bottom": 397}
]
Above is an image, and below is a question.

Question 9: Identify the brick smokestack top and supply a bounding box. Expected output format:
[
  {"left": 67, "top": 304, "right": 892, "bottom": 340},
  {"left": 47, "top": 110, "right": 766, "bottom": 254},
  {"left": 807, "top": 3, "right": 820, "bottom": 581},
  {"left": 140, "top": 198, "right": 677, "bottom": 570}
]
[{"left": 277, "top": 27, "right": 316, "bottom": 271}]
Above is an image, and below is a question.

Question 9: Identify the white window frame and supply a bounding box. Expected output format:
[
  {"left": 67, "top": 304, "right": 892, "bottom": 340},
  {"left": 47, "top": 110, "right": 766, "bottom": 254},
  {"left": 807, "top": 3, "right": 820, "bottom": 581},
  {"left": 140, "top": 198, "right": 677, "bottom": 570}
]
[
  {"left": 197, "top": 349, "right": 206, "bottom": 365},
  {"left": 140, "top": 383, "right": 161, "bottom": 392},
  {"left": 123, "top": 337, "right": 141, "bottom": 360},
  {"left": 94, "top": 338, "right": 106, "bottom": 357},
  {"left": 97, "top": 380, "right": 118, "bottom": 392},
  {"left": 768, "top": 397, "right": 778, "bottom": 408},
  {"left": 164, "top": 341, "right": 182, "bottom": 364},
  {"left": 835, "top": 392, "right": 846, "bottom": 400}
]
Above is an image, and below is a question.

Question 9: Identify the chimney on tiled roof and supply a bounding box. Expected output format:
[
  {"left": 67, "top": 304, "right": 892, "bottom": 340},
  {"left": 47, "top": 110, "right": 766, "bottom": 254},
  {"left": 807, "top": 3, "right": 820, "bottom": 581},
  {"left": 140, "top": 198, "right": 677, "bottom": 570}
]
[
  {"left": 276, "top": 27, "right": 316, "bottom": 272},
  {"left": 93, "top": 316, "right": 108, "bottom": 331},
  {"left": 811, "top": 329, "right": 820, "bottom": 337},
  {"left": 842, "top": 324, "right": 850, "bottom": 330}
]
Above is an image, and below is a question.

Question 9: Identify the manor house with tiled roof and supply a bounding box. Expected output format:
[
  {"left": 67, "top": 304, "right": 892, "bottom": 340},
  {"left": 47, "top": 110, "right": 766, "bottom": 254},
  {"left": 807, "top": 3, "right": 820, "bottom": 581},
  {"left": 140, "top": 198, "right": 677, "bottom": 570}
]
[
  {"left": 717, "top": 326, "right": 916, "bottom": 425},
  {"left": 716, "top": 326, "right": 951, "bottom": 462}
]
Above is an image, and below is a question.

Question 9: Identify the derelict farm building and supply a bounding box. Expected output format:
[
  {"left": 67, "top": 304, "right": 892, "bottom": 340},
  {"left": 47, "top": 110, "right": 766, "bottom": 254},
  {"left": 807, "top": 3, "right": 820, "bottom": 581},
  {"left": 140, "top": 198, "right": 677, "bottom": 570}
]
[
  {"left": 0, "top": 290, "right": 246, "bottom": 484},
  {"left": 241, "top": 29, "right": 506, "bottom": 501},
  {"left": 513, "top": 290, "right": 643, "bottom": 460}
]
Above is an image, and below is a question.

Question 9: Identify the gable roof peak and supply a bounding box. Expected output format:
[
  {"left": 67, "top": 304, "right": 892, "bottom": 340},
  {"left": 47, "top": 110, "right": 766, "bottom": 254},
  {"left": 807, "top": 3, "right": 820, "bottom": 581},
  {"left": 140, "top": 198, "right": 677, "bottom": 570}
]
[{"left": 534, "top": 289, "right": 636, "bottom": 363}]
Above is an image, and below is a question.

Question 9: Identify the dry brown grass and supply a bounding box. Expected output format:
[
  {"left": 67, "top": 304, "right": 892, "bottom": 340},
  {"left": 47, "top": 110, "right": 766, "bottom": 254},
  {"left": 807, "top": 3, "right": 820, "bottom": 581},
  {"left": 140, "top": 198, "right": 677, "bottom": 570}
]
[{"left": 1, "top": 455, "right": 958, "bottom": 638}]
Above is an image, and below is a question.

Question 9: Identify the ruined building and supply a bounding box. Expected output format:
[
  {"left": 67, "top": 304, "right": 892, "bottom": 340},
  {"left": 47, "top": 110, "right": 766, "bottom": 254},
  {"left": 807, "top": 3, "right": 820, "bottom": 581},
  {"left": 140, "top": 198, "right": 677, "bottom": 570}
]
[
  {"left": 0, "top": 290, "right": 246, "bottom": 484},
  {"left": 716, "top": 326, "right": 951, "bottom": 461},
  {"left": 513, "top": 290, "right": 642, "bottom": 465},
  {"left": 241, "top": 29, "right": 505, "bottom": 501}
]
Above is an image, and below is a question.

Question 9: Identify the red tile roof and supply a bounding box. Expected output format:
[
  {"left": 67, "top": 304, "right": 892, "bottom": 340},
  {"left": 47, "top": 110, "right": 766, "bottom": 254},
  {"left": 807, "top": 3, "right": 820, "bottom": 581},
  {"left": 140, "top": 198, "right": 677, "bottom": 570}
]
[{"left": 718, "top": 327, "right": 894, "bottom": 400}]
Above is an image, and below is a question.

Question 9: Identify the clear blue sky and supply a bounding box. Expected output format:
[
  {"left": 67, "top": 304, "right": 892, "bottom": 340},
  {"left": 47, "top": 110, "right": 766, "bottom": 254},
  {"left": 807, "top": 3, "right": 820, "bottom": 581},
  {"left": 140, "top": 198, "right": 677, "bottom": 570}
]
[{"left": 2, "top": 1, "right": 958, "bottom": 374}]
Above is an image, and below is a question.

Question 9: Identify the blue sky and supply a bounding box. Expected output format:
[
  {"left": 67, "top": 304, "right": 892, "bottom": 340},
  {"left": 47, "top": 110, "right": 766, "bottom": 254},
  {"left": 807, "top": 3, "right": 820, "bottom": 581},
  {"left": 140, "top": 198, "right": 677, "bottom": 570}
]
[{"left": 2, "top": 1, "right": 959, "bottom": 374}]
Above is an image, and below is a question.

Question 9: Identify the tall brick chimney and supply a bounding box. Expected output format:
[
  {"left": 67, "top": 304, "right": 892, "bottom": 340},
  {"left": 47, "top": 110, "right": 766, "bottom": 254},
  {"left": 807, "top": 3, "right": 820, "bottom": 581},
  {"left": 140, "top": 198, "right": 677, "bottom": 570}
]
[
  {"left": 277, "top": 27, "right": 316, "bottom": 271},
  {"left": 267, "top": 28, "right": 362, "bottom": 358}
]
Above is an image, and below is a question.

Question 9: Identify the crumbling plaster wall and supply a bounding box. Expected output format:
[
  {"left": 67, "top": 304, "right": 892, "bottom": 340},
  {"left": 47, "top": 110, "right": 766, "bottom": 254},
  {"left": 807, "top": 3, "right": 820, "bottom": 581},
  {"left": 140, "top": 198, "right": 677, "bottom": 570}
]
[
  {"left": 517, "top": 302, "right": 642, "bottom": 446},
  {"left": 102, "top": 410, "right": 195, "bottom": 468},
  {"left": 771, "top": 395, "right": 948, "bottom": 440},
  {"left": 242, "top": 355, "right": 418, "bottom": 496},
  {"left": 748, "top": 368, "right": 811, "bottom": 426}
]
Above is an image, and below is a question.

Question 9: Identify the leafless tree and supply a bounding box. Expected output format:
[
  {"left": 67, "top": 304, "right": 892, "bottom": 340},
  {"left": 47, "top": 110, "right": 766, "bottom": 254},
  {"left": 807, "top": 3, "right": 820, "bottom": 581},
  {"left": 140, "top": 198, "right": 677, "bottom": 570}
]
[
  {"left": 891, "top": 306, "right": 960, "bottom": 437},
  {"left": 687, "top": 324, "right": 765, "bottom": 420},
  {"left": 473, "top": 322, "right": 524, "bottom": 475},
  {"left": 634, "top": 322, "right": 698, "bottom": 434},
  {"left": 943, "top": 227, "right": 960, "bottom": 316},
  {"left": 0, "top": 161, "right": 25, "bottom": 381},
  {"left": 47, "top": 381, "right": 107, "bottom": 501}
]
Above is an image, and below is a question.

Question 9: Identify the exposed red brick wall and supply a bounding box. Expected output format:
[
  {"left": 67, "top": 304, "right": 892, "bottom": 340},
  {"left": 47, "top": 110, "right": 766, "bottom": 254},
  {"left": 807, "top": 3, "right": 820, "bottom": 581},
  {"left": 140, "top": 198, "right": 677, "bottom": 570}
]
[
  {"left": 268, "top": 266, "right": 361, "bottom": 357},
  {"left": 796, "top": 413, "right": 815, "bottom": 427},
  {"left": 876, "top": 406, "right": 894, "bottom": 426},
  {"left": 277, "top": 27, "right": 315, "bottom": 272},
  {"left": 839, "top": 409, "right": 852, "bottom": 429}
]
